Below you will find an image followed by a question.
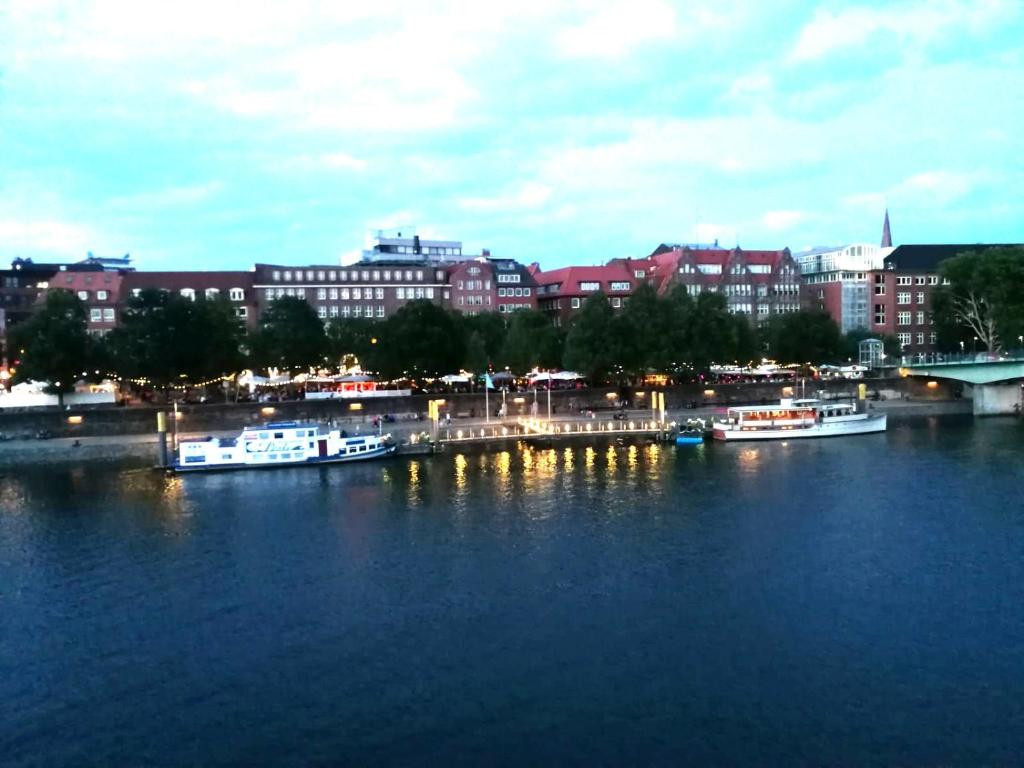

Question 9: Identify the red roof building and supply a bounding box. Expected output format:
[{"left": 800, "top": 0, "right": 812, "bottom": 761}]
[
  {"left": 534, "top": 263, "right": 637, "bottom": 326},
  {"left": 121, "top": 271, "right": 257, "bottom": 328}
]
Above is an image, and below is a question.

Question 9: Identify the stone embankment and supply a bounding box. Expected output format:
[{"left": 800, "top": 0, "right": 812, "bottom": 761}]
[{"left": 0, "top": 394, "right": 972, "bottom": 468}]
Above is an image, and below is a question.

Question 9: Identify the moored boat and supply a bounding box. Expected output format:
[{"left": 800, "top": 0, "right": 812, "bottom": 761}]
[
  {"left": 712, "top": 398, "right": 885, "bottom": 441},
  {"left": 172, "top": 421, "right": 395, "bottom": 472}
]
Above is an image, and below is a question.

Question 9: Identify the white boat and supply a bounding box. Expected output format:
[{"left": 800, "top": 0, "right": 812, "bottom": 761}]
[
  {"left": 172, "top": 421, "right": 396, "bottom": 472},
  {"left": 712, "top": 398, "right": 886, "bottom": 441}
]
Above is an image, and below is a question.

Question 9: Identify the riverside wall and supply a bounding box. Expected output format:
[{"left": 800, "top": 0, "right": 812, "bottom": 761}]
[{"left": 0, "top": 377, "right": 958, "bottom": 440}]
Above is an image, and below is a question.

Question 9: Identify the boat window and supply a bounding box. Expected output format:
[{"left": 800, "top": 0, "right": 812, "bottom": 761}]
[{"left": 274, "top": 432, "right": 283, "bottom": 439}]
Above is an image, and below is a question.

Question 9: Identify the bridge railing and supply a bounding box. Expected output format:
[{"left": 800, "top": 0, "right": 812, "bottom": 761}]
[{"left": 902, "top": 349, "right": 1024, "bottom": 367}]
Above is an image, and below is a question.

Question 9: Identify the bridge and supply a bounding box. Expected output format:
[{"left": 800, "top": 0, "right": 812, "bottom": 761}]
[{"left": 900, "top": 351, "right": 1024, "bottom": 415}]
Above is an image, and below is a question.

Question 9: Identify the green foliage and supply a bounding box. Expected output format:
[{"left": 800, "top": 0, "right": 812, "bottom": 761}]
[
  {"left": 563, "top": 292, "right": 617, "bottom": 381},
  {"left": 249, "top": 296, "right": 327, "bottom": 372},
  {"left": 366, "top": 300, "right": 465, "bottom": 380},
  {"left": 463, "top": 331, "right": 489, "bottom": 374},
  {"left": 933, "top": 246, "right": 1024, "bottom": 352},
  {"left": 760, "top": 310, "right": 843, "bottom": 364},
  {"left": 460, "top": 311, "right": 507, "bottom": 362},
  {"left": 326, "top": 317, "right": 380, "bottom": 368},
  {"left": 499, "top": 309, "right": 563, "bottom": 373},
  {"left": 9, "top": 289, "right": 96, "bottom": 403},
  {"left": 841, "top": 329, "right": 902, "bottom": 360},
  {"left": 107, "top": 288, "right": 245, "bottom": 387}
]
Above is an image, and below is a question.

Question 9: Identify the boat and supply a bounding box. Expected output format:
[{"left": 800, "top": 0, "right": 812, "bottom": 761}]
[
  {"left": 172, "top": 421, "right": 396, "bottom": 472},
  {"left": 675, "top": 429, "right": 704, "bottom": 445},
  {"left": 711, "top": 398, "right": 886, "bottom": 441}
]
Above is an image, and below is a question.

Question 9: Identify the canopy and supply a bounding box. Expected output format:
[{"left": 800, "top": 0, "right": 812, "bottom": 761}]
[{"left": 440, "top": 374, "right": 471, "bottom": 384}]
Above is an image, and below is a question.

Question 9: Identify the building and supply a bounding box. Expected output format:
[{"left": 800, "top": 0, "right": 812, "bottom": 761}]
[
  {"left": 447, "top": 254, "right": 538, "bottom": 315},
  {"left": 59, "top": 267, "right": 124, "bottom": 336},
  {"left": 121, "top": 271, "right": 257, "bottom": 328},
  {"left": 798, "top": 244, "right": 891, "bottom": 333},
  {"left": 252, "top": 262, "right": 448, "bottom": 323},
  {"left": 360, "top": 232, "right": 467, "bottom": 265},
  {"left": 534, "top": 263, "right": 637, "bottom": 326},
  {"left": 865, "top": 244, "right": 1023, "bottom": 358},
  {"left": 640, "top": 244, "right": 802, "bottom": 324}
]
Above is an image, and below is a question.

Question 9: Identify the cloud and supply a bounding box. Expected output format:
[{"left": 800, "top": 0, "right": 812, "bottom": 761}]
[
  {"left": 275, "top": 153, "right": 367, "bottom": 174},
  {"left": 107, "top": 182, "right": 223, "bottom": 209},
  {"left": 557, "top": 0, "right": 677, "bottom": 58},
  {"left": 459, "top": 182, "right": 553, "bottom": 212},
  {"left": 791, "top": 0, "right": 1013, "bottom": 61},
  {"left": 761, "top": 210, "right": 806, "bottom": 231},
  {"left": 0, "top": 217, "right": 100, "bottom": 257}
]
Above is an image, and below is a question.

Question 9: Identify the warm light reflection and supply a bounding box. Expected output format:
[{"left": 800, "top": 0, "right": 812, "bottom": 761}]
[
  {"left": 408, "top": 461, "right": 421, "bottom": 505},
  {"left": 627, "top": 444, "right": 638, "bottom": 473},
  {"left": 454, "top": 453, "right": 467, "bottom": 490},
  {"left": 522, "top": 449, "right": 534, "bottom": 470},
  {"left": 738, "top": 448, "right": 761, "bottom": 470},
  {"left": 563, "top": 446, "right": 574, "bottom": 471},
  {"left": 584, "top": 446, "right": 596, "bottom": 472}
]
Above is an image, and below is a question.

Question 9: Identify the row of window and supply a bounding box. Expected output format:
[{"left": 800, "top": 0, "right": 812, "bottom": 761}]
[
  {"left": 897, "top": 275, "right": 937, "bottom": 286},
  {"left": 77, "top": 290, "right": 111, "bottom": 301},
  {"left": 459, "top": 295, "right": 491, "bottom": 306},
  {"left": 458, "top": 279, "right": 489, "bottom": 290},
  {"left": 496, "top": 274, "right": 521, "bottom": 284},
  {"left": 497, "top": 303, "right": 531, "bottom": 313},
  {"left": 896, "top": 311, "right": 931, "bottom": 326},
  {"left": 62, "top": 273, "right": 114, "bottom": 286},
  {"left": 497, "top": 287, "right": 531, "bottom": 297},
  {"left": 266, "top": 286, "right": 436, "bottom": 301},
  {"left": 127, "top": 287, "right": 246, "bottom": 301},
  {"left": 271, "top": 268, "right": 440, "bottom": 283},
  {"left": 897, "top": 332, "right": 937, "bottom": 347},
  {"left": 317, "top": 305, "right": 385, "bottom": 319},
  {"left": 896, "top": 292, "right": 927, "bottom": 305}
]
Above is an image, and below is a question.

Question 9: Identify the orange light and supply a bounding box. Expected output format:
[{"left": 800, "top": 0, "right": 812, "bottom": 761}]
[
  {"left": 67, "top": 415, "right": 83, "bottom": 425},
  {"left": 926, "top": 381, "right": 939, "bottom": 389},
  {"left": 703, "top": 389, "right": 715, "bottom": 397},
  {"left": 260, "top": 406, "right": 275, "bottom": 416},
  {"left": 349, "top": 403, "right": 363, "bottom": 411}
]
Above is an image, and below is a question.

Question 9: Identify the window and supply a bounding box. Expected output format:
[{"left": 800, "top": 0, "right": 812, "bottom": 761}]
[
  {"left": 916, "top": 311, "right": 925, "bottom": 325},
  {"left": 897, "top": 311, "right": 911, "bottom": 326},
  {"left": 874, "top": 304, "right": 886, "bottom": 324},
  {"left": 375, "top": 288, "right": 383, "bottom": 299},
  {"left": 524, "top": 288, "right": 531, "bottom": 296},
  {"left": 306, "top": 270, "right": 314, "bottom": 281},
  {"left": 697, "top": 264, "right": 722, "bottom": 274},
  {"left": 930, "top": 332, "right": 938, "bottom": 344},
  {"left": 318, "top": 306, "right": 327, "bottom": 319},
  {"left": 317, "top": 270, "right": 325, "bottom": 281},
  {"left": 342, "top": 306, "right": 350, "bottom": 317},
  {"left": 339, "top": 271, "right": 348, "bottom": 281},
  {"left": 579, "top": 281, "right": 600, "bottom": 291},
  {"left": 317, "top": 288, "right": 327, "bottom": 300},
  {"left": 571, "top": 297, "right": 581, "bottom": 308},
  {"left": 611, "top": 297, "right": 622, "bottom": 308},
  {"left": 635, "top": 270, "right": 646, "bottom": 278},
  {"left": 180, "top": 288, "right": 195, "bottom": 301},
  {"left": 897, "top": 292, "right": 911, "bottom": 304},
  {"left": 898, "top": 332, "right": 911, "bottom": 347},
  {"left": 329, "top": 305, "right": 338, "bottom": 318},
  {"left": 340, "top": 288, "right": 350, "bottom": 300},
  {"left": 283, "top": 271, "right": 292, "bottom": 281},
  {"left": 436, "top": 270, "right": 445, "bottom": 281},
  {"left": 383, "top": 270, "right": 391, "bottom": 281},
  {"left": 874, "top": 274, "right": 885, "bottom": 295},
  {"left": 425, "top": 287, "right": 434, "bottom": 299},
  {"left": 90, "top": 308, "right": 102, "bottom": 321},
  {"left": 915, "top": 276, "right": 926, "bottom": 285},
  {"left": 205, "top": 288, "right": 219, "bottom": 299},
  {"left": 353, "top": 306, "right": 362, "bottom": 317},
  {"left": 265, "top": 288, "right": 275, "bottom": 300},
  {"left": 916, "top": 292, "right": 925, "bottom": 304},
  {"left": 272, "top": 270, "right": 281, "bottom": 281},
  {"left": 396, "top": 287, "right": 405, "bottom": 299},
  {"left": 916, "top": 332, "right": 925, "bottom": 345},
  {"left": 610, "top": 281, "right": 630, "bottom": 291},
  {"left": 377, "top": 306, "right": 385, "bottom": 318},
  {"left": 102, "top": 308, "right": 114, "bottom": 321},
  {"left": 352, "top": 288, "right": 362, "bottom": 300},
  {"left": 415, "top": 287, "right": 424, "bottom": 299},
  {"left": 928, "top": 276, "right": 939, "bottom": 285},
  {"left": 236, "top": 307, "right": 248, "bottom": 318},
  {"left": 365, "top": 304, "right": 373, "bottom": 316},
  {"left": 497, "top": 274, "right": 520, "bottom": 283},
  {"left": 497, "top": 287, "right": 505, "bottom": 297},
  {"left": 416, "top": 270, "right": 423, "bottom": 280},
  {"left": 514, "top": 287, "right": 523, "bottom": 297},
  {"left": 372, "top": 271, "right": 380, "bottom": 281},
  {"left": 77, "top": 290, "right": 89, "bottom": 300},
  {"left": 295, "top": 288, "right": 305, "bottom": 298},
  {"left": 328, "top": 288, "right": 338, "bottom": 300},
  {"left": 230, "top": 288, "right": 244, "bottom": 301},
  {"left": 97, "top": 290, "right": 108, "bottom": 301},
  {"left": 897, "top": 276, "right": 912, "bottom": 285},
  {"left": 329, "top": 271, "right": 337, "bottom": 281}
]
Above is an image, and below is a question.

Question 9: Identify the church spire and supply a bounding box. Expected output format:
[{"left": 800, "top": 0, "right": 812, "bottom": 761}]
[{"left": 880, "top": 208, "right": 892, "bottom": 248}]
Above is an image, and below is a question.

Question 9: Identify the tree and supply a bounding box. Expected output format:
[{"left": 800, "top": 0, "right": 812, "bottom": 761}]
[
  {"left": 685, "top": 292, "right": 741, "bottom": 372},
  {"left": 249, "top": 296, "right": 327, "bottom": 372},
  {"left": 326, "top": 317, "right": 380, "bottom": 369},
  {"left": 500, "top": 309, "right": 563, "bottom": 373},
  {"left": 459, "top": 311, "right": 507, "bottom": 363},
  {"left": 9, "top": 289, "right": 96, "bottom": 407},
  {"left": 107, "top": 289, "right": 245, "bottom": 393},
  {"left": 616, "top": 281, "right": 664, "bottom": 376},
  {"left": 563, "top": 292, "right": 616, "bottom": 382},
  {"left": 367, "top": 300, "right": 464, "bottom": 380},
  {"left": 933, "top": 247, "right": 1024, "bottom": 352},
  {"left": 760, "top": 310, "right": 843, "bottom": 364},
  {"left": 463, "top": 331, "right": 489, "bottom": 376}
]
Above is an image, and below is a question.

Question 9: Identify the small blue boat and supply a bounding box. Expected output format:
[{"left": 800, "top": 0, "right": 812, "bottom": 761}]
[{"left": 675, "top": 430, "right": 704, "bottom": 446}]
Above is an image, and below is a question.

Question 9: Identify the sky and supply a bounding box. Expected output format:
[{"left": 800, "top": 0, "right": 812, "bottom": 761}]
[{"left": 1, "top": 0, "right": 1022, "bottom": 271}]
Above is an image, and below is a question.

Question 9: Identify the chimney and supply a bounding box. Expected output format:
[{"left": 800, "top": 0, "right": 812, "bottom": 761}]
[{"left": 413, "top": 235, "right": 421, "bottom": 254}]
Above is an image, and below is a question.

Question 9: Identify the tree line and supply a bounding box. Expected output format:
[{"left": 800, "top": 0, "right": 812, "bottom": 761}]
[{"left": 10, "top": 281, "right": 908, "bottom": 402}]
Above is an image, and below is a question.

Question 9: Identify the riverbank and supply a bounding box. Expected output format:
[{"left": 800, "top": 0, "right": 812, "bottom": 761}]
[{"left": 0, "top": 398, "right": 974, "bottom": 467}]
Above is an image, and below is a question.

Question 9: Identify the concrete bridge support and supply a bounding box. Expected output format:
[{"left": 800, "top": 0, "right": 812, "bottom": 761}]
[{"left": 967, "top": 382, "right": 1024, "bottom": 416}]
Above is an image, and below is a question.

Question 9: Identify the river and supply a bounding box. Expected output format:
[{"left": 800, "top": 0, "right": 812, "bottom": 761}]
[{"left": 2, "top": 414, "right": 1023, "bottom": 765}]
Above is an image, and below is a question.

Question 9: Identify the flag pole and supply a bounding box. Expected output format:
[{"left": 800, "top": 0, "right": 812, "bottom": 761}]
[{"left": 485, "top": 373, "right": 490, "bottom": 424}]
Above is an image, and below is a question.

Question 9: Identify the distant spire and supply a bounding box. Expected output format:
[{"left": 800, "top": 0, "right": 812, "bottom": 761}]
[{"left": 881, "top": 209, "right": 892, "bottom": 248}]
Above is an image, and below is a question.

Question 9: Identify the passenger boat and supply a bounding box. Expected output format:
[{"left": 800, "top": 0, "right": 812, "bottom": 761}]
[
  {"left": 712, "top": 398, "right": 886, "bottom": 441},
  {"left": 172, "top": 421, "right": 396, "bottom": 472}
]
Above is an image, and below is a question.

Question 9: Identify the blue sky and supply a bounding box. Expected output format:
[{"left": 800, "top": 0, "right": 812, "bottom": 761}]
[{"left": 2, "top": 0, "right": 1022, "bottom": 270}]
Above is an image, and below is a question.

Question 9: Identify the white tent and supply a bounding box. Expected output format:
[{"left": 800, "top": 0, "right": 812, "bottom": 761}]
[{"left": 440, "top": 373, "right": 471, "bottom": 384}]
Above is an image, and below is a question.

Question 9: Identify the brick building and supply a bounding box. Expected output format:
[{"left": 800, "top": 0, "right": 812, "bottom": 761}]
[
  {"left": 798, "top": 244, "right": 891, "bottom": 333},
  {"left": 865, "top": 244, "right": 1019, "bottom": 359},
  {"left": 534, "top": 263, "right": 636, "bottom": 326},
  {"left": 121, "top": 271, "right": 257, "bottom": 328},
  {"left": 252, "top": 262, "right": 448, "bottom": 323},
  {"left": 447, "top": 255, "right": 537, "bottom": 315}
]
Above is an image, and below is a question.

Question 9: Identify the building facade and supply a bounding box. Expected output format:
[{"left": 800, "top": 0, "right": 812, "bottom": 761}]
[
  {"left": 252, "top": 262, "right": 448, "bottom": 323},
  {"left": 447, "top": 255, "right": 538, "bottom": 315},
  {"left": 798, "top": 244, "right": 891, "bottom": 333},
  {"left": 534, "top": 263, "right": 636, "bottom": 326},
  {"left": 121, "top": 271, "right": 257, "bottom": 328}
]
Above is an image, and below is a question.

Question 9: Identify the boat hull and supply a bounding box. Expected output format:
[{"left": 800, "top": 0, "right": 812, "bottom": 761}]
[
  {"left": 171, "top": 444, "right": 396, "bottom": 473},
  {"left": 712, "top": 415, "right": 886, "bottom": 441}
]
